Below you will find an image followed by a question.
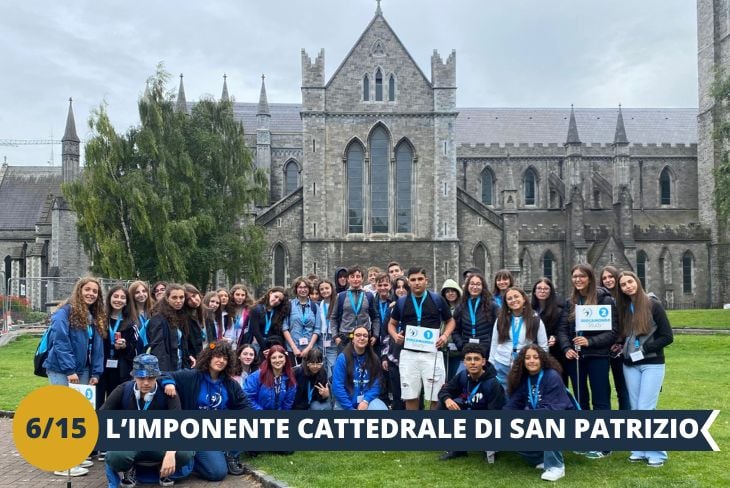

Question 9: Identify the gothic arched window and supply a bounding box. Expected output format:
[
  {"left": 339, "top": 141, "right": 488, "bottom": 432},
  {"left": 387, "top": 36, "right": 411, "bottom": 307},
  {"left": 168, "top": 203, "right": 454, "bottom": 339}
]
[
  {"left": 363, "top": 74, "right": 370, "bottom": 101},
  {"left": 395, "top": 141, "right": 413, "bottom": 232},
  {"left": 284, "top": 160, "right": 299, "bottom": 195},
  {"left": 524, "top": 168, "right": 537, "bottom": 205},
  {"left": 370, "top": 126, "right": 389, "bottom": 233},
  {"left": 273, "top": 244, "right": 286, "bottom": 287},
  {"left": 375, "top": 69, "right": 383, "bottom": 101},
  {"left": 346, "top": 142, "right": 364, "bottom": 233},
  {"left": 682, "top": 251, "right": 693, "bottom": 294},
  {"left": 473, "top": 243, "right": 487, "bottom": 276},
  {"left": 543, "top": 251, "right": 555, "bottom": 282},
  {"left": 660, "top": 167, "right": 671, "bottom": 205},
  {"left": 481, "top": 167, "right": 494, "bottom": 205},
  {"left": 388, "top": 75, "right": 395, "bottom": 101}
]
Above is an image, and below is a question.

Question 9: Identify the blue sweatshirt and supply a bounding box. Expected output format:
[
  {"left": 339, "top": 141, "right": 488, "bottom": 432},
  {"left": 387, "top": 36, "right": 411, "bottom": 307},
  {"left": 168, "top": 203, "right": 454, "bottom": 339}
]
[
  {"left": 505, "top": 368, "right": 575, "bottom": 411},
  {"left": 332, "top": 351, "right": 381, "bottom": 410}
]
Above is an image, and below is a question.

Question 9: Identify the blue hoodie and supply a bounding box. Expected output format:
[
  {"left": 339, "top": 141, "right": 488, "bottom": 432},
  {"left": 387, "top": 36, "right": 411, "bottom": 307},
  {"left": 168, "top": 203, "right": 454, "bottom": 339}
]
[
  {"left": 244, "top": 370, "right": 296, "bottom": 410},
  {"left": 332, "top": 351, "right": 381, "bottom": 410},
  {"left": 43, "top": 304, "right": 104, "bottom": 379}
]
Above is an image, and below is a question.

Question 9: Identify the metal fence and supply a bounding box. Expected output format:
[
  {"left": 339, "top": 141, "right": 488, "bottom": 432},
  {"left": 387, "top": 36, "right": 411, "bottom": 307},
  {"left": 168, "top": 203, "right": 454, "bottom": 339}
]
[{"left": 1, "top": 276, "right": 135, "bottom": 334}]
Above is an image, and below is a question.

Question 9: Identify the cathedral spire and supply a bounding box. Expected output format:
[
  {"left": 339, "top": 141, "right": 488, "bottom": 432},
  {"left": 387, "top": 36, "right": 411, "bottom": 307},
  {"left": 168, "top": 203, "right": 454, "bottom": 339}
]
[
  {"left": 62, "top": 97, "right": 79, "bottom": 143},
  {"left": 221, "top": 74, "right": 230, "bottom": 102},
  {"left": 176, "top": 73, "right": 188, "bottom": 114},
  {"left": 257, "top": 74, "right": 270, "bottom": 115},
  {"left": 566, "top": 104, "right": 581, "bottom": 144},
  {"left": 376, "top": 0, "right": 382, "bottom": 16},
  {"left": 614, "top": 104, "right": 629, "bottom": 144}
]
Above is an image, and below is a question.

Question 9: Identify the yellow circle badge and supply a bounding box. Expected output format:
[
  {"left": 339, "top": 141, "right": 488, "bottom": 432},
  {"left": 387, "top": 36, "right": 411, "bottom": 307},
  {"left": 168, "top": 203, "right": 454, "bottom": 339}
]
[{"left": 12, "top": 385, "right": 99, "bottom": 471}]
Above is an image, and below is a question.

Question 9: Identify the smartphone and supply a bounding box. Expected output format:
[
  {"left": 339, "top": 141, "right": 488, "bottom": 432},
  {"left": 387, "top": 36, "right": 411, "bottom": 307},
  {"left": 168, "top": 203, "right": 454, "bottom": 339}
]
[{"left": 115, "top": 332, "right": 122, "bottom": 341}]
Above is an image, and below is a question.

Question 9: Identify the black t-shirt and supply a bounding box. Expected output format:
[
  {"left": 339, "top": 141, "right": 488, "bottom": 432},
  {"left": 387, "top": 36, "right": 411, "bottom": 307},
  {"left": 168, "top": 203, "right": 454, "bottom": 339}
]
[{"left": 391, "top": 292, "right": 452, "bottom": 329}]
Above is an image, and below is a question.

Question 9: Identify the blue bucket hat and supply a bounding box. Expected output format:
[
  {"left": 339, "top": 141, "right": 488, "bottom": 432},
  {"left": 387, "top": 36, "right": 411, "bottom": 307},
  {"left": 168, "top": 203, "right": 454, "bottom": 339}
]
[{"left": 131, "top": 354, "right": 161, "bottom": 378}]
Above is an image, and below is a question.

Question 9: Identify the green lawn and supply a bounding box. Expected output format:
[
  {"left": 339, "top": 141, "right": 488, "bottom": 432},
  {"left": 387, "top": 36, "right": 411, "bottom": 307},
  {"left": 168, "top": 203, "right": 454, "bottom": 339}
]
[
  {"left": 247, "top": 335, "right": 730, "bottom": 488},
  {"left": 1, "top": 334, "right": 727, "bottom": 487},
  {"left": 667, "top": 309, "right": 730, "bottom": 329},
  {"left": 0, "top": 335, "right": 48, "bottom": 410}
]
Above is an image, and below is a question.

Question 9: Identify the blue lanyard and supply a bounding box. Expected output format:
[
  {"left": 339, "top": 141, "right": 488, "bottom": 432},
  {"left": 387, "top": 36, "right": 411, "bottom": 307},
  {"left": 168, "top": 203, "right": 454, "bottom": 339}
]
[
  {"left": 468, "top": 297, "right": 481, "bottom": 336},
  {"left": 322, "top": 302, "right": 330, "bottom": 334},
  {"left": 87, "top": 325, "right": 94, "bottom": 355},
  {"left": 411, "top": 293, "right": 427, "bottom": 325},
  {"left": 630, "top": 303, "right": 634, "bottom": 314},
  {"left": 465, "top": 380, "right": 481, "bottom": 409},
  {"left": 265, "top": 310, "right": 274, "bottom": 335},
  {"left": 511, "top": 315, "right": 523, "bottom": 359},
  {"left": 138, "top": 314, "right": 149, "bottom": 347},
  {"left": 379, "top": 300, "right": 389, "bottom": 325},
  {"left": 348, "top": 291, "right": 364, "bottom": 316},
  {"left": 234, "top": 313, "right": 243, "bottom": 330},
  {"left": 300, "top": 301, "right": 310, "bottom": 326},
  {"left": 109, "top": 315, "right": 122, "bottom": 357},
  {"left": 355, "top": 356, "right": 367, "bottom": 397},
  {"left": 527, "top": 370, "right": 544, "bottom": 409},
  {"left": 307, "top": 382, "right": 314, "bottom": 404},
  {"left": 136, "top": 397, "right": 152, "bottom": 411},
  {"left": 494, "top": 295, "right": 503, "bottom": 309}
]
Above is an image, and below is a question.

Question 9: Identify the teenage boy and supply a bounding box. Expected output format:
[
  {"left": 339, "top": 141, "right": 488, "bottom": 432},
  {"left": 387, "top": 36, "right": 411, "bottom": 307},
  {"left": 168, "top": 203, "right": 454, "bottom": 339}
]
[
  {"left": 363, "top": 266, "right": 382, "bottom": 293},
  {"left": 388, "top": 267, "right": 454, "bottom": 410},
  {"left": 387, "top": 261, "right": 404, "bottom": 281},
  {"left": 373, "top": 273, "right": 394, "bottom": 406},
  {"left": 437, "top": 343, "right": 505, "bottom": 462},
  {"left": 331, "top": 265, "right": 379, "bottom": 351},
  {"left": 102, "top": 354, "right": 195, "bottom": 488}
]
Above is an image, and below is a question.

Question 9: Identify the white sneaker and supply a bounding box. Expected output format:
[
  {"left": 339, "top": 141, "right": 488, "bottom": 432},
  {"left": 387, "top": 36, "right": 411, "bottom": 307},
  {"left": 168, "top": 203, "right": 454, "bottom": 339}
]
[
  {"left": 535, "top": 463, "right": 544, "bottom": 470},
  {"left": 53, "top": 466, "right": 89, "bottom": 477},
  {"left": 541, "top": 466, "right": 565, "bottom": 482},
  {"left": 80, "top": 459, "right": 94, "bottom": 468}
]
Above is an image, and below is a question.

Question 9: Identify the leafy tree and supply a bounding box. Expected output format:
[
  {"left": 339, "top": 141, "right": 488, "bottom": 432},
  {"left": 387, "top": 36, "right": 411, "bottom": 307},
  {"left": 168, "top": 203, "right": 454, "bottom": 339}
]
[{"left": 64, "top": 67, "right": 268, "bottom": 288}]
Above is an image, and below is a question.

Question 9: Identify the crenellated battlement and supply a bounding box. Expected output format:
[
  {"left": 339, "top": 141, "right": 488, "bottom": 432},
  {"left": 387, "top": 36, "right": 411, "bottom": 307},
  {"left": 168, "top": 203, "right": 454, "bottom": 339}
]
[{"left": 634, "top": 223, "right": 711, "bottom": 241}]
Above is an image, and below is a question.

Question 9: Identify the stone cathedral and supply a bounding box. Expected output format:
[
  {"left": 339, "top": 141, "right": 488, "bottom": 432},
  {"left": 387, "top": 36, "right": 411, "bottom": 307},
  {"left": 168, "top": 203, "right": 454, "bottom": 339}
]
[{"left": 2, "top": 4, "right": 727, "bottom": 309}]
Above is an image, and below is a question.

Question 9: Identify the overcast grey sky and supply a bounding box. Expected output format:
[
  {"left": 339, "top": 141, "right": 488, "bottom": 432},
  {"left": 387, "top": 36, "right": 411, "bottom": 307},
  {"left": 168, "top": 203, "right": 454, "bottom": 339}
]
[{"left": 0, "top": 0, "right": 698, "bottom": 166}]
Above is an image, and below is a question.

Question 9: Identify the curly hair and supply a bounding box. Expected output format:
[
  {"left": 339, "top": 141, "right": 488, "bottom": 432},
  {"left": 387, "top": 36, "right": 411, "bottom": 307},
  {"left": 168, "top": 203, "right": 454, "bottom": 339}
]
[
  {"left": 255, "top": 286, "right": 290, "bottom": 333},
  {"left": 151, "top": 283, "right": 186, "bottom": 329},
  {"left": 65, "top": 277, "right": 107, "bottom": 338},
  {"left": 506, "top": 344, "right": 563, "bottom": 395},
  {"left": 195, "top": 340, "right": 238, "bottom": 378}
]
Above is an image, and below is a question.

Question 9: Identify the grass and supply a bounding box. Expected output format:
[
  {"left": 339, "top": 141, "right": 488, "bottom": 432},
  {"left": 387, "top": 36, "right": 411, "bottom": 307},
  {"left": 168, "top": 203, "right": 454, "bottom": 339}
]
[
  {"left": 1, "top": 334, "right": 728, "bottom": 486},
  {"left": 246, "top": 334, "right": 730, "bottom": 488},
  {"left": 0, "top": 335, "right": 48, "bottom": 410},
  {"left": 666, "top": 309, "right": 730, "bottom": 329}
]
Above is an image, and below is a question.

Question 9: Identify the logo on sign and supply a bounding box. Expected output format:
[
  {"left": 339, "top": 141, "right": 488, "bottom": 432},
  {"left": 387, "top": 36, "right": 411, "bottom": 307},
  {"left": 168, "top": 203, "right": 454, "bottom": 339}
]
[
  {"left": 408, "top": 328, "right": 418, "bottom": 337},
  {"left": 582, "top": 308, "right": 592, "bottom": 318},
  {"left": 424, "top": 330, "right": 434, "bottom": 340},
  {"left": 599, "top": 307, "right": 609, "bottom": 318}
]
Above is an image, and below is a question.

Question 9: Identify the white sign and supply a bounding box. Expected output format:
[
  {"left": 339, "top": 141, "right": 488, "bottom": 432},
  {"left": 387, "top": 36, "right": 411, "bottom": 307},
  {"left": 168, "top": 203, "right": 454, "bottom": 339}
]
[
  {"left": 403, "top": 325, "right": 438, "bottom": 352},
  {"left": 68, "top": 383, "right": 96, "bottom": 409},
  {"left": 575, "top": 305, "right": 612, "bottom": 332}
]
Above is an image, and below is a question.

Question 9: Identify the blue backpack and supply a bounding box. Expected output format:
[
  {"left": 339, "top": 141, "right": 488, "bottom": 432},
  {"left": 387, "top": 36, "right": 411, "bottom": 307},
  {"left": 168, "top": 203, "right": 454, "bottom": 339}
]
[{"left": 33, "top": 328, "right": 51, "bottom": 377}]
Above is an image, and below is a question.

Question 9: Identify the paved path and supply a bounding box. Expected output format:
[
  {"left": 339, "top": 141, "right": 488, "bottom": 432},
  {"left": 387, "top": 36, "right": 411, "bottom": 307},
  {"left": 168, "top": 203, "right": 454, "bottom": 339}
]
[{"left": 0, "top": 418, "right": 262, "bottom": 488}]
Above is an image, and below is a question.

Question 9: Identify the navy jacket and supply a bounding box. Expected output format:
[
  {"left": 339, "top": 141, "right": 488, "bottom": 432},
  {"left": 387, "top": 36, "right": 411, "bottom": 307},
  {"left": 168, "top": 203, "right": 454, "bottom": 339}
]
[
  {"left": 505, "top": 368, "right": 576, "bottom": 411},
  {"left": 438, "top": 363, "right": 505, "bottom": 410},
  {"left": 557, "top": 287, "right": 618, "bottom": 358}
]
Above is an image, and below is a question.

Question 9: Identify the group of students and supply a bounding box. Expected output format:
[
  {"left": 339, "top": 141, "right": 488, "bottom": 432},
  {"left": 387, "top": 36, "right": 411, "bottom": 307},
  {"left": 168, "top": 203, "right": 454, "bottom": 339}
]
[{"left": 39, "top": 259, "right": 673, "bottom": 485}]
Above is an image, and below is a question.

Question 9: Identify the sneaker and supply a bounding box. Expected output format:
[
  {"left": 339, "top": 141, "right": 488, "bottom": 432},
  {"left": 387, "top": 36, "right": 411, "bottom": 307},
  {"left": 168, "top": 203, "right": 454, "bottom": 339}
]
[
  {"left": 97, "top": 451, "right": 107, "bottom": 462},
  {"left": 585, "top": 450, "right": 611, "bottom": 459},
  {"left": 120, "top": 467, "right": 136, "bottom": 488},
  {"left": 53, "top": 466, "right": 89, "bottom": 477},
  {"left": 226, "top": 454, "right": 245, "bottom": 476},
  {"left": 628, "top": 455, "right": 646, "bottom": 463},
  {"left": 647, "top": 459, "right": 665, "bottom": 468},
  {"left": 439, "top": 451, "right": 467, "bottom": 461},
  {"left": 572, "top": 451, "right": 588, "bottom": 455},
  {"left": 541, "top": 466, "right": 565, "bottom": 482},
  {"left": 484, "top": 451, "right": 495, "bottom": 464},
  {"left": 159, "top": 477, "right": 175, "bottom": 487},
  {"left": 535, "top": 463, "right": 544, "bottom": 470},
  {"left": 80, "top": 459, "right": 94, "bottom": 468}
]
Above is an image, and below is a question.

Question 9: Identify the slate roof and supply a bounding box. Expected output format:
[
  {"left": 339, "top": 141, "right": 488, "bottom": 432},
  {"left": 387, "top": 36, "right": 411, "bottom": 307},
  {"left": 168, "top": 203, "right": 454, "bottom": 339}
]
[
  {"left": 230, "top": 104, "right": 698, "bottom": 146},
  {"left": 454, "top": 107, "right": 698, "bottom": 146},
  {"left": 0, "top": 167, "right": 62, "bottom": 230}
]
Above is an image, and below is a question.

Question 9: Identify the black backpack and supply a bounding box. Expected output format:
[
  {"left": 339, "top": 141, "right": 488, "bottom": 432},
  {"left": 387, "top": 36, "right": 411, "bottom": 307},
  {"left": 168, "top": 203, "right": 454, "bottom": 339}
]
[{"left": 33, "top": 328, "right": 51, "bottom": 377}]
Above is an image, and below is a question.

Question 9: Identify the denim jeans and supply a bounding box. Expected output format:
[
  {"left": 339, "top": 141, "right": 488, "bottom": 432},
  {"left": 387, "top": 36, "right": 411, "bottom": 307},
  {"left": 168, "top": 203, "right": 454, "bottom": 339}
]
[
  {"left": 105, "top": 450, "right": 195, "bottom": 487},
  {"left": 564, "top": 356, "right": 611, "bottom": 410},
  {"left": 493, "top": 361, "right": 511, "bottom": 392},
  {"left": 517, "top": 450, "right": 564, "bottom": 470},
  {"left": 309, "top": 399, "right": 332, "bottom": 410},
  {"left": 334, "top": 398, "right": 388, "bottom": 410},
  {"left": 610, "top": 355, "right": 631, "bottom": 410},
  {"left": 47, "top": 369, "right": 90, "bottom": 386},
  {"left": 623, "top": 363, "right": 668, "bottom": 462},
  {"left": 194, "top": 451, "right": 232, "bottom": 481}
]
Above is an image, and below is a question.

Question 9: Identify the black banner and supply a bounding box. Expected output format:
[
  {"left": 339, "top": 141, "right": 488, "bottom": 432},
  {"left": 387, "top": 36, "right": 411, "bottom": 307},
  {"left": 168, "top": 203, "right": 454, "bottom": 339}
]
[{"left": 96, "top": 410, "right": 719, "bottom": 452}]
